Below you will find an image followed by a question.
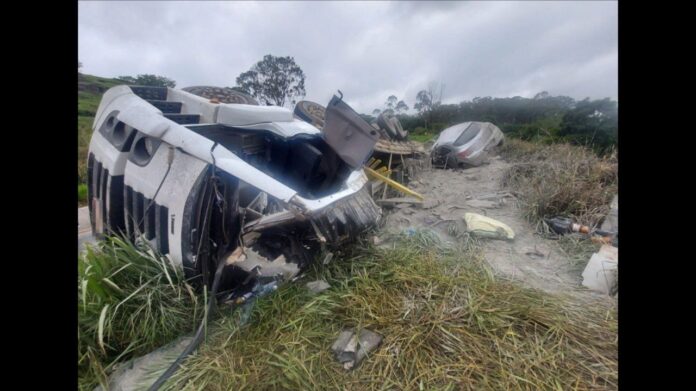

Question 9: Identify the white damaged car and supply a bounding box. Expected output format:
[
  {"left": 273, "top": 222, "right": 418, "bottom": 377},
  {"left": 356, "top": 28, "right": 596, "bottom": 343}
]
[{"left": 431, "top": 121, "right": 504, "bottom": 168}]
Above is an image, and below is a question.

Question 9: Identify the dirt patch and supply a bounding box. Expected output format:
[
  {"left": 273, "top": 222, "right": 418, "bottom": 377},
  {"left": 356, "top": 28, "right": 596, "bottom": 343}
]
[{"left": 379, "top": 155, "right": 611, "bottom": 302}]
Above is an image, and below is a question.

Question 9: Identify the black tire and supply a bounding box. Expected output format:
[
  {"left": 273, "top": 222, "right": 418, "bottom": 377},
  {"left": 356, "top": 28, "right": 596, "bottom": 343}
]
[{"left": 431, "top": 146, "right": 451, "bottom": 168}]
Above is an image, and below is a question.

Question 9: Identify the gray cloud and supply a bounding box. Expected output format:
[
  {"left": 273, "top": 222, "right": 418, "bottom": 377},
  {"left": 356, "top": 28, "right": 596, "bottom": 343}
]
[{"left": 78, "top": 1, "right": 617, "bottom": 113}]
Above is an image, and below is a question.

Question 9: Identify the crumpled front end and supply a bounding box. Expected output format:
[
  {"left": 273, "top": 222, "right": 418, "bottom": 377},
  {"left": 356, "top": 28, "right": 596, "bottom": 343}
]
[
  {"left": 86, "top": 84, "right": 382, "bottom": 298},
  {"left": 310, "top": 187, "right": 382, "bottom": 244}
]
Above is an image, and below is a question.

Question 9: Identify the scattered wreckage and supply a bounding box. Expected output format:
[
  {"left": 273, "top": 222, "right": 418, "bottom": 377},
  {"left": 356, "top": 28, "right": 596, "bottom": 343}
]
[
  {"left": 87, "top": 85, "right": 382, "bottom": 297},
  {"left": 431, "top": 121, "right": 504, "bottom": 168},
  {"left": 294, "top": 100, "right": 428, "bottom": 205},
  {"left": 295, "top": 101, "right": 424, "bottom": 157}
]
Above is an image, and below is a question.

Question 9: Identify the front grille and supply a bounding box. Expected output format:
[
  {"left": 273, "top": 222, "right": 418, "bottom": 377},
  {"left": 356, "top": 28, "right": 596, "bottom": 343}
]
[
  {"left": 147, "top": 100, "right": 182, "bottom": 113},
  {"left": 88, "top": 155, "right": 126, "bottom": 235},
  {"left": 124, "top": 185, "right": 170, "bottom": 254},
  {"left": 130, "top": 86, "right": 167, "bottom": 100}
]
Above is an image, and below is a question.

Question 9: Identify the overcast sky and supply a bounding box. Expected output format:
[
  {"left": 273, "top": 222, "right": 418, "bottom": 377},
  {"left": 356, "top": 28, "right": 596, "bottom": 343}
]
[{"left": 78, "top": 1, "right": 617, "bottom": 114}]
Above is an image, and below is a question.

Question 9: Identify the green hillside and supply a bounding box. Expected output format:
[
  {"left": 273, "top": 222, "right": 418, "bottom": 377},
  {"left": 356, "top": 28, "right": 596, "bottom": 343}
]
[{"left": 78, "top": 73, "right": 127, "bottom": 184}]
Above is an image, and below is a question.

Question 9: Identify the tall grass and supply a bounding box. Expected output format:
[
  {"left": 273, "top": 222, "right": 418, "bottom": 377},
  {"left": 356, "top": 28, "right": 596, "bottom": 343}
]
[
  {"left": 78, "top": 236, "right": 203, "bottom": 390},
  {"left": 165, "top": 235, "right": 617, "bottom": 390},
  {"left": 500, "top": 139, "right": 617, "bottom": 228}
]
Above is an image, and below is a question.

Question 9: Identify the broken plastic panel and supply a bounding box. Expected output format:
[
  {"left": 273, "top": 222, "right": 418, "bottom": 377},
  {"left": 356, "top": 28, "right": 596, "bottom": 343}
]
[{"left": 323, "top": 93, "right": 381, "bottom": 169}]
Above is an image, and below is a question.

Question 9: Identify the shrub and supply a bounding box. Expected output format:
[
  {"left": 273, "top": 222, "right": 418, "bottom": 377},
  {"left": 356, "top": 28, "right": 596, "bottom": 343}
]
[{"left": 500, "top": 139, "right": 617, "bottom": 228}]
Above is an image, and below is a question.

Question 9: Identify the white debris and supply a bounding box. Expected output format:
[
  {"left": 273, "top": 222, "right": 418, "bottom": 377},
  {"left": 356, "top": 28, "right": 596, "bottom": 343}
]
[
  {"left": 582, "top": 245, "right": 618, "bottom": 295},
  {"left": 331, "top": 328, "right": 382, "bottom": 370},
  {"left": 305, "top": 280, "right": 331, "bottom": 294}
]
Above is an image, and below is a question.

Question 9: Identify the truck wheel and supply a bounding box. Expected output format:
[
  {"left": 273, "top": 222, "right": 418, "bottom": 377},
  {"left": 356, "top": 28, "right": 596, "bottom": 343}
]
[
  {"left": 294, "top": 100, "right": 327, "bottom": 129},
  {"left": 182, "top": 86, "right": 259, "bottom": 105}
]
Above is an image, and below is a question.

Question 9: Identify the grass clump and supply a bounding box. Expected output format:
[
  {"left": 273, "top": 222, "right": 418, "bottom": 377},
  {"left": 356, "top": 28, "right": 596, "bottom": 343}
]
[
  {"left": 500, "top": 139, "right": 617, "bottom": 228},
  {"left": 77, "top": 73, "right": 126, "bottom": 183},
  {"left": 78, "top": 183, "right": 88, "bottom": 206},
  {"left": 409, "top": 132, "right": 436, "bottom": 143},
  {"left": 556, "top": 234, "right": 603, "bottom": 272},
  {"left": 78, "top": 236, "right": 202, "bottom": 391},
  {"left": 78, "top": 116, "right": 93, "bottom": 184},
  {"left": 166, "top": 236, "right": 617, "bottom": 390}
]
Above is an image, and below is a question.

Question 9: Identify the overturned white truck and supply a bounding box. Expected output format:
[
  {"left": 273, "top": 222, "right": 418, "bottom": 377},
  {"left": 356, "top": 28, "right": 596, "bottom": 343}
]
[{"left": 87, "top": 85, "right": 382, "bottom": 293}]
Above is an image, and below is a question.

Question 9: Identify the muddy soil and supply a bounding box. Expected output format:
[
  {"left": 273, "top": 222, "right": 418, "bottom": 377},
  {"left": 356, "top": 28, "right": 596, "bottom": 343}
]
[{"left": 378, "top": 155, "right": 612, "bottom": 302}]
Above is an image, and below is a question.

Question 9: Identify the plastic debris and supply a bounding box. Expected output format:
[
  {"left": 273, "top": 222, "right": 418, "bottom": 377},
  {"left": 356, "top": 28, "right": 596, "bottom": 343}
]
[
  {"left": 322, "top": 252, "right": 334, "bottom": 265},
  {"left": 331, "top": 328, "right": 383, "bottom": 370},
  {"left": 463, "top": 212, "right": 515, "bottom": 240},
  {"left": 582, "top": 245, "right": 618, "bottom": 295},
  {"left": 363, "top": 165, "right": 425, "bottom": 201},
  {"left": 306, "top": 280, "right": 331, "bottom": 294},
  {"left": 545, "top": 216, "right": 617, "bottom": 246},
  {"left": 403, "top": 228, "right": 417, "bottom": 237},
  {"left": 236, "top": 281, "right": 279, "bottom": 325}
]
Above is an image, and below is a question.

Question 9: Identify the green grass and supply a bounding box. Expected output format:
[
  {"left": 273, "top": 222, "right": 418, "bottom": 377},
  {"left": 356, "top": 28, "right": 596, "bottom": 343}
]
[
  {"left": 79, "top": 73, "right": 125, "bottom": 91},
  {"left": 78, "top": 91, "right": 101, "bottom": 117},
  {"left": 78, "top": 235, "right": 203, "bottom": 391},
  {"left": 409, "top": 132, "right": 436, "bottom": 143},
  {"left": 78, "top": 116, "right": 94, "bottom": 183},
  {"left": 556, "top": 234, "right": 603, "bottom": 273},
  {"left": 78, "top": 183, "right": 88, "bottom": 206},
  {"left": 161, "top": 234, "right": 617, "bottom": 390}
]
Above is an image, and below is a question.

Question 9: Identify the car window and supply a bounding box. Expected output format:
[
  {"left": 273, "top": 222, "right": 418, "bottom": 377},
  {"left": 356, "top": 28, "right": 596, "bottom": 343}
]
[{"left": 453, "top": 123, "right": 481, "bottom": 146}]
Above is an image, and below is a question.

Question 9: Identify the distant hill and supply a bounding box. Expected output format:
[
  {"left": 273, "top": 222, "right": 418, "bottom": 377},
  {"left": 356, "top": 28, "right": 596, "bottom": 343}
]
[{"left": 78, "top": 73, "right": 128, "bottom": 183}]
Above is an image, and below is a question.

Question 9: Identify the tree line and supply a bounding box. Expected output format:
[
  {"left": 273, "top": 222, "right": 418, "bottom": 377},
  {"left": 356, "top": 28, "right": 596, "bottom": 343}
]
[
  {"left": 85, "top": 55, "right": 616, "bottom": 154},
  {"left": 366, "top": 88, "right": 617, "bottom": 155}
]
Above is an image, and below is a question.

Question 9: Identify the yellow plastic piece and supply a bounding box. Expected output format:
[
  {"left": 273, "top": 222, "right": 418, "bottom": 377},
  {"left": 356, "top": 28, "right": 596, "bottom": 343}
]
[
  {"left": 463, "top": 213, "right": 515, "bottom": 240},
  {"left": 367, "top": 158, "right": 382, "bottom": 169},
  {"left": 363, "top": 166, "right": 424, "bottom": 201},
  {"left": 375, "top": 167, "right": 391, "bottom": 176}
]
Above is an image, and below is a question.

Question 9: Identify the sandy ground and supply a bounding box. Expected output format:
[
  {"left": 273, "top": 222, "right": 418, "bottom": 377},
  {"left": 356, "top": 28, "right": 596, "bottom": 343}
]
[{"left": 380, "top": 155, "right": 613, "bottom": 302}]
